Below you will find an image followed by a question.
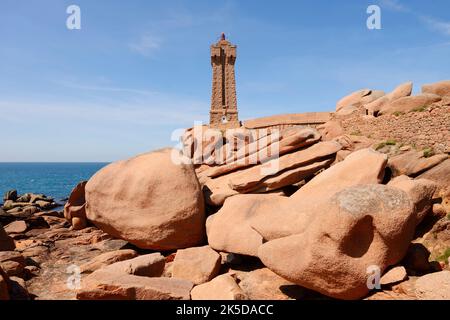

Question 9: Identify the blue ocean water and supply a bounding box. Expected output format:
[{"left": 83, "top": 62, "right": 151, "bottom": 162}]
[{"left": 0, "top": 163, "right": 108, "bottom": 202}]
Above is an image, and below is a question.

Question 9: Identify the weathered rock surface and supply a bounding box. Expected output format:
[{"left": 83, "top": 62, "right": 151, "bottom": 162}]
[
  {"left": 317, "top": 120, "right": 344, "bottom": 141},
  {"left": 3, "top": 190, "right": 17, "bottom": 202},
  {"left": 365, "top": 82, "right": 413, "bottom": 115},
  {"left": 417, "top": 159, "right": 450, "bottom": 198},
  {"left": 0, "top": 224, "right": 15, "bottom": 251},
  {"left": 100, "top": 253, "right": 166, "bottom": 277},
  {"left": 380, "top": 266, "right": 408, "bottom": 286},
  {"left": 0, "top": 251, "right": 26, "bottom": 277},
  {"left": 204, "top": 127, "right": 322, "bottom": 178},
  {"left": 415, "top": 271, "right": 450, "bottom": 299},
  {"left": 422, "top": 80, "right": 450, "bottom": 97},
  {"left": 5, "top": 220, "right": 27, "bottom": 234},
  {"left": 0, "top": 266, "right": 9, "bottom": 300},
  {"left": 172, "top": 246, "right": 221, "bottom": 285},
  {"left": 228, "top": 141, "right": 341, "bottom": 192},
  {"left": 379, "top": 94, "right": 442, "bottom": 115},
  {"left": 85, "top": 148, "right": 205, "bottom": 250},
  {"left": 237, "top": 268, "right": 305, "bottom": 300},
  {"left": 388, "top": 151, "right": 447, "bottom": 177},
  {"left": 258, "top": 184, "right": 416, "bottom": 300},
  {"left": 64, "top": 181, "right": 87, "bottom": 230},
  {"left": 252, "top": 148, "right": 388, "bottom": 241},
  {"left": 77, "top": 270, "right": 193, "bottom": 300},
  {"left": 388, "top": 176, "right": 437, "bottom": 223},
  {"left": 203, "top": 141, "right": 340, "bottom": 205},
  {"left": 80, "top": 249, "right": 139, "bottom": 274},
  {"left": 336, "top": 89, "right": 382, "bottom": 112},
  {"left": 190, "top": 274, "right": 247, "bottom": 300},
  {"left": 207, "top": 194, "right": 287, "bottom": 256}
]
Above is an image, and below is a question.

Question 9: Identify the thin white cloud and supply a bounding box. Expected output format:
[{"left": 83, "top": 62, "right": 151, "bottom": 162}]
[
  {"left": 59, "top": 81, "right": 157, "bottom": 96},
  {"left": 129, "top": 34, "right": 162, "bottom": 57},
  {"left": 379, "top": 1, "right": 450, "bottom": 37},
  {"left": 379, "top": 0, "right": 409, "bottom": 12},
  {"left": 421, "top": 16, "right": 450, "bottom": 36}
]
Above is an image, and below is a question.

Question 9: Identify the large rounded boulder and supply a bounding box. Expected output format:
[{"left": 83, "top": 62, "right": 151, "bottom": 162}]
[{"left": 85, "top": 148, "right": 205, "bottom": 250}]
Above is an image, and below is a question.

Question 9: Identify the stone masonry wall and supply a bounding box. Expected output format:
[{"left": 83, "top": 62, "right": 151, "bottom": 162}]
[{"left": 339, "top": 103, "right": 450, "bottom": 153}]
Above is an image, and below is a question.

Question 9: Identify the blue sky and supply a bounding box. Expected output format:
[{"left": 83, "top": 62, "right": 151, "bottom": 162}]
[{"left": 1, "top": 0, "right": 449, "bottom": 162}]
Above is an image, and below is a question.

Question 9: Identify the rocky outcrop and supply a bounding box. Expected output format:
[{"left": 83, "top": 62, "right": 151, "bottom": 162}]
[
  {"left": 85, "top": 149, "right": 205, "bottom": 250},
  {"left": 422, "top": 80, "right": 450, "bottom": 97},
  {"left": 365, "top": 82, "right": 413, "bottom": 115},
  {"left": 172, "top": 246, "right": 221, "bottom": 285},
  {"left": 417, "top": 159, "right": 450, "bottom": 201},
  {"left": 388, "top": 150, "right": 448, "bottom": 177},
  {"left": 388, "top": 176, "right": 437, "bottom": 223},
  {"left": 379, "top": 94, "right": 442, "bottom": 115},
  {"left": 204, "top": 127, "right": 322, "bottom": 178},
  {"left": 0, "top": 224, "right": 15, "bottom": 251},
  {"left": 336, "top": 89, "right": 385, "bottom": 113},
  {"left": 190, "top": 274, "right": 247, "bottom": 300},
  {"left": 1, "top": 191, "right": 57, "bottom": 217},
  {"left": 0, "top": 251, "right": 26, "bottom": 278},
  {"left": 0, "top": 266, "right": 9, "bottom": 300},
  {"left": 258, "top": 184, "right": 417, "bottom": 300},
  {"left": 80, "top": 249, "right": 139, "bottom": 274},
  {"left": 207, "top": 194, "right": 286, "bottom": 256},
  {"left": 64, "top": 181, "right": 87, "bottom": 230},
  {"left": 202, "top": 131, "right": 341, "bottom": 206},
  {"left": 78, "top": 270, "right": 193, "bottom": 300},
  {"left": 317, "top": 120, "right": 344, "bottom": 141}
]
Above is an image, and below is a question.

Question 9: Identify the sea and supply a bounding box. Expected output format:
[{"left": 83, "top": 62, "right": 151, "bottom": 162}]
[{"left": 0, "top": 162, "right": 109, "bottom": 203}]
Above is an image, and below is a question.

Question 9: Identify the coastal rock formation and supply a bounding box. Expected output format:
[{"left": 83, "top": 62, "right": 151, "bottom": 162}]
[
  {"left": 0, "top": 266, "right": 9, "bottom": 300},
  {"left": 190, "top": 274, "right": 247, "bottom": 300},
  {"left": 388, "top": 176, "right": 437, "bottom": 223},
  {"left": 85, "top": 149, "right": 205, "bottom": 250},
  {"left": 1, "top": 191, "right": 57, "bottom": 217},
  {"left": 0, "top": 224, "right": 15, "bottom": 251},
  {"left": 365, "top": 81, "right": 413, "bottom": 115},
  {"left": 202, "top": 129, "right": 341, "bottom": 206},
  {"left": 422, "top": 80, "right": 450, "bottom": 97},
  {"left": 258, "top": 184, "right": 417, "bottom": 300},
  {"left": 378, "top": 94, "right": 442, "bottom": 115},
  {"left": 237, "top": 268, "right": 305, "bottom": 300},
  {"left": 336, "top": 89, "right": 384, "bottom": 113},
  {"left": 80, "top": 249, "right": 139, "bottom": 274},
  {"left": 172, "top": 246, "right": 221, "bottom": 285},
  {"left": 78, "top": 269, "right": 193, "bottom": 300},
  {"left": 3, "top": 78, "right": 450, "bottom": 301},
  {"left": 64, "top": 181, "right": 87, "bottom": 230},
  {"left": 207, "top": 194, "right": 286, "bottom": 256},
  {"left": 388, "top": 150, "right": 448, "bottom": 177}
]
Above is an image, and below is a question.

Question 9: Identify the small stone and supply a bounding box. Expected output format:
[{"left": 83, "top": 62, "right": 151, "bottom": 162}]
[
  {"left": 191, "top": 274, "right": 247, "bottom": 300},
  {"left": 4, "top": 221, "right": 28, "bottom": 234},
  {"left": 172, "top": 246, "right": 221, "bottom": 285},
  {"left": 380, "top": 266, "right": 408, "bottom": 286}
]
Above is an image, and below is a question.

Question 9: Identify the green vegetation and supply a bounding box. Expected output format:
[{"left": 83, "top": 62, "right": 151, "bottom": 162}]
[
  {"left": 411, "top": 106, "right": 427, "bottom": 113},
  {"left": 375, "top": 139, "right": 397, "bottom": 151},
  {"left": 447, "top": 213, "right": 450, "bottom": 220},
  {"left": 423, "top": 147, "right": 435, "bottom": 158},
  {"left": 436, "top": 248, "right": 450, "bottom": 263},
  {"left": 393, "top": 111, "right": 405, "bottom": 116},
  {"left": 385, "top": 139, "right": 397, "bottom": 145},
  {"left": 351, "top": 129, "right": 362, "bottom": 136}
]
